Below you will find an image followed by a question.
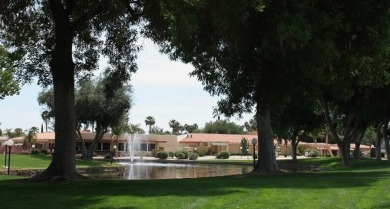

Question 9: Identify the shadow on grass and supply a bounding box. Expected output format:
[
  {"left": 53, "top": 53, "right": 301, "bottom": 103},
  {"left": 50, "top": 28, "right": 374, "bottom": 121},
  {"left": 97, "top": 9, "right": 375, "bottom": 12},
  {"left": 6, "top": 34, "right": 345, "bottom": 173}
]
[
  {"left": 0, "top": 169, "right": 388, "bottom": 209},
  {"left": 0, "top": 157, "right": 389, "bottom": 209}
]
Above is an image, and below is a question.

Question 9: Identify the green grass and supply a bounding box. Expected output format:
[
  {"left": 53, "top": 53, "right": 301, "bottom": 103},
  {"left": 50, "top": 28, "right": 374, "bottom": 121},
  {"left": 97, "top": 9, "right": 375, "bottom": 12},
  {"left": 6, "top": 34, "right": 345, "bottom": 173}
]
[
  {"left": 0, "top": 156, "right": 389, "bottom": 209},
  {"left": 0, "top": 154, "right": 116, "bottom": 171}
]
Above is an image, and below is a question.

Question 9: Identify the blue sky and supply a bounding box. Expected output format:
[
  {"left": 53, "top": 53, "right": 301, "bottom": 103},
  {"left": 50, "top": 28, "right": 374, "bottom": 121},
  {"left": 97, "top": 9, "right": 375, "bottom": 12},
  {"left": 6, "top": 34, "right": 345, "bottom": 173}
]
[{"left": 0, "top": 39, "right": 253, "bottom": 133}]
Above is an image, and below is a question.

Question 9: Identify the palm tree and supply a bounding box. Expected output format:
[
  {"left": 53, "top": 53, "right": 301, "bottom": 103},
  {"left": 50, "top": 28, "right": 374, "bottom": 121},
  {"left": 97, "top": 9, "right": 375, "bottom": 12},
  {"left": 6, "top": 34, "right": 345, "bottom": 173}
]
[
  {"left": 145, "top": 116, "right": 155, "bottom": 134},
  {"left": 24, "top": 126, "right": 39, "bottom": 149},
  {"left": 41, "top": 110, "right": 51, "bottom": 132},
  {"left": 129, "top": 124, "right": 145, "bottom": 134}
]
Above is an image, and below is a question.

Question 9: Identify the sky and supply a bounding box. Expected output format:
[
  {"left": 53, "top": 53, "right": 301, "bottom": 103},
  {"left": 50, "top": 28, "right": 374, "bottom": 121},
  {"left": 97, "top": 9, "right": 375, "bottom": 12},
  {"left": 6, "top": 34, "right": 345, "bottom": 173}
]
[{"left": 0, "top": 39, "right": 253, "bottom": 133}]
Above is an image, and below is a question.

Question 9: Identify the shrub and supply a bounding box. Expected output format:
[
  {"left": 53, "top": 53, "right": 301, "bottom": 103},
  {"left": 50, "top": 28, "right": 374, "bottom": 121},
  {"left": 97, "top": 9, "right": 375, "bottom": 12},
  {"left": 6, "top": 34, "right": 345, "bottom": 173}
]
[
  {"left": 156, "top": 151, "right": 168, "bottom": 160},
  {"left": 370, "top": 148, "right": 376, "bottom": 158},
  {"left": 152, "top": 149, "right": 159, "bottom": 157},
  {"left": 175, "top": 150, "right": 189, "bottom": 159},
  {"left": 194, "top": 147, "right": 208, "bottom": 157},
  {"left": 189, "top": 153, "right": 199, "bottom": 161},
  {"left": 304, "top": 149, "right": 320, "bottom": 157},
  {"left": 182, "top": 151, "right": 189, "bottom": 159},
  {"left": 168, "top": 152, "right": 175, "bottom": 158},
  {"left": 176, "top": 152, "right": 186, "bottom": 159},
  {"left": 31, "top": 149, "right": 39, "bottom": 155},
  {"left": 217, "top": 151, "right": 230, "bottom": 159},
  {"left": 353, "top": 149, "right": 362, "bottom": 158},
  {"left": 40, "top": 149, "right": 49, "bottom": 155},
  {"left": 298, "top": 144, "right": 316, "bottom": 155}
]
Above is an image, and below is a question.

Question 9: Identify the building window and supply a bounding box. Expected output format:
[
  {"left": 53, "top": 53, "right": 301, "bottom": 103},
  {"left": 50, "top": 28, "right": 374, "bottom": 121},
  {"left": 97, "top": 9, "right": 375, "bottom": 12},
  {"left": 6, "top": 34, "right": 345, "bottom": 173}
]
[
  {"left": 102, "top": 143, "right": 110, "bottom": 151},
  {"left": 118, "top": 143, "right": 125, "bottom": 151},
  {"left": 140, "top": 143, "right": 156, "bottom": 151}
]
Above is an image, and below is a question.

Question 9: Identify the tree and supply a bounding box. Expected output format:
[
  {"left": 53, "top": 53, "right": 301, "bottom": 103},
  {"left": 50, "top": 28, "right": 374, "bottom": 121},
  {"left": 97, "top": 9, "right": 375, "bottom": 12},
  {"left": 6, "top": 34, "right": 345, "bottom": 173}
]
[
  {"left": 145, "top": 0, "right": 390, "bottom": 169},
  {"left": 150, "top": 126, "right": 165, "bottom": 135},
  {"left": 5, "top": 128, "right": 25, "bottom": 138},
  {"left": 272, "top": 87, "right": 323, "bottom": 163},
  {"left": 128, "top": 124, "right": 145, "bottom": 134},
  {"left": 183, "top": 123, "right": 199, "bottom": 133},
  {"left": 24, "top": 126, "right": 39, "bottom": 148},
  {"left": 41, "top": 111, "right": 51, "bottom": 132},
  {"left": 168, "top": 119, "right": 181, "bottom": 134},
  {"left": 1, "top": 1, "right": 142, "bottom": 180},
  {"left": 202, "top": 120, "right": 244, "bottom": 134},
  {"left": 75, "top": 73, "right": 132, "bottom": 160},
  {"left": 144, "top": 1, "right": 341, "bottom": 172},
  {"left": 145, "top": 116, "right": 155, "bottom": 134},
  {"left": 0, "top": 46, "right": 19, "bottom": 99},
  {"left": 317, "top": 2, "right": 390, "bottom": 166},
  {"left": 244, "top": 117, "right": 257, "bottom": 133}
]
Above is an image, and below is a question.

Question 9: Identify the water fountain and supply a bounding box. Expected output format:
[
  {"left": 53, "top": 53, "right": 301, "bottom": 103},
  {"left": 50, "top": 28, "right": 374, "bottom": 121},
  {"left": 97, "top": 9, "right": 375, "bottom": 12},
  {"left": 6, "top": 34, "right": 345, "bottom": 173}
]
[{"left": 124, "top": 133, "right": 141, "bottom": 163}]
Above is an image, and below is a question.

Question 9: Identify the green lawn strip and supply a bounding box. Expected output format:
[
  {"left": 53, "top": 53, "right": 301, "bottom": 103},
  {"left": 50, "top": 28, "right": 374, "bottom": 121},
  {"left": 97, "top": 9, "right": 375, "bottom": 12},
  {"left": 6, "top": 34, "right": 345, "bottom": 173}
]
[{"left": 0, "top": 154, "right": 118, "bottom": 171}]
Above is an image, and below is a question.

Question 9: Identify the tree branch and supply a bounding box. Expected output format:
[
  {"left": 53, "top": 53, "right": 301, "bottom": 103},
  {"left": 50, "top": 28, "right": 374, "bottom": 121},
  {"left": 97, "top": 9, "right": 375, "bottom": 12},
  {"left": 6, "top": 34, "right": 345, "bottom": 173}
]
[{"left": 320, "top": 95, "right": 342, "bottom": 146}]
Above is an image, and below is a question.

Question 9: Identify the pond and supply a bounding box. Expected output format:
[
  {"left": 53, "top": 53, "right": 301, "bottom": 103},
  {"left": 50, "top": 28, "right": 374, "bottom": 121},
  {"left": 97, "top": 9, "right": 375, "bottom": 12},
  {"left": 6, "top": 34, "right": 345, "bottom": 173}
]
[{"left": 84, "top": 162, "right": 253, "bottom": 180}]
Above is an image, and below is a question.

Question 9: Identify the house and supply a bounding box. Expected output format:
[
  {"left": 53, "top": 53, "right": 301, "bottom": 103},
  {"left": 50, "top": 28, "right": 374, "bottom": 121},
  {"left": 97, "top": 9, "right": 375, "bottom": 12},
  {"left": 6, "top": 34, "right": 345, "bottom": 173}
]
[
  {"left": 0, "top": 131, "right": 374, "bottom": 157},
  {"left": 179, "top": 133, "right": 258, "bottom": 155}
]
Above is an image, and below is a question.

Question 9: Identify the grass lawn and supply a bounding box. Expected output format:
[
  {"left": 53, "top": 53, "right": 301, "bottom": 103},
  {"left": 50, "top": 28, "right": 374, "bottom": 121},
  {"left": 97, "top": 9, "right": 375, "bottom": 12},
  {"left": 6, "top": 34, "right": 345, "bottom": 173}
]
[
  {"left": 0, "top": 154, "right": 115, "bottom": 171},
  {"left": 0, "top": 156, "right": 389, "bottom": 209}
]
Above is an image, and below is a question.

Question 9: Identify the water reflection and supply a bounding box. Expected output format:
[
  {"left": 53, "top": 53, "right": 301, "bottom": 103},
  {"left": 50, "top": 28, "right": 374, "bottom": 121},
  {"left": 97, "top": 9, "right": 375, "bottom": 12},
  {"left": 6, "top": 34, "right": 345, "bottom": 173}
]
[{"left": 85, "top": 162, "right": 252, "bottom": 180}]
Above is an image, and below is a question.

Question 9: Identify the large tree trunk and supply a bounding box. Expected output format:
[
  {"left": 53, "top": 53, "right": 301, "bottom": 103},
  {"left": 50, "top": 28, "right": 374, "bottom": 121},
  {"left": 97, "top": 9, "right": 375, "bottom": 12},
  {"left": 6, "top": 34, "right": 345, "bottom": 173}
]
[
  {"left": 383, "top": 119, "right": 390, "bottom": 162},
  {"left": 338, "top": 139, "right": 350, "bottom": 167},
  {"left": 353, "top": 124, "right": 366, "bottom": 159},
  {"left": 290, "top": 126, "right": 300, "bottom": 163},
  {"left": 375, "top": 123, "right": 383, "bottom": 161},
  {"left": 84, "top": 126, "right": 107, "bottom": 160},
  {"left": 321, "top": 96, "right": 353, "bottom": 167},
  {"left": 76, "top": 128, "right": 87, "bottom": 157},
  {"left": 31, "top": 1, "right": 82, "bottom": 181},
  {"left": 253, "top": 103, "right": 278, "bottom": 173}
]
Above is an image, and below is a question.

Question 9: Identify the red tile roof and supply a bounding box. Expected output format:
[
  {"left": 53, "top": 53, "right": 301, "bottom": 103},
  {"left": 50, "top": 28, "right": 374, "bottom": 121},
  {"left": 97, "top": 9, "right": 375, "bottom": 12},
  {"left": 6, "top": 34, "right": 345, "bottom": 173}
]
[{"left": 180, "top": 133, "right": 258, "bottom": 144}]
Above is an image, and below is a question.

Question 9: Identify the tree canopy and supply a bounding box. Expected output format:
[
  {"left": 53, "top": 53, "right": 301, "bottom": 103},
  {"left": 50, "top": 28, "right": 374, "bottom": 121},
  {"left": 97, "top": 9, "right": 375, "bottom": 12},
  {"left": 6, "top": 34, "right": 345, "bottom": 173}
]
[
  {"left": 202, "top": 120, "right": 244, "bottom": 135},
  {"left": 0, "top": 46, "right": 19, "bottom": 100},
  {"left": 0, "top": 0, "right": 143, "bottom": 180},
  {"left": 144, "top": 0, "right": 390, "bottom": 170},
  {"left": 144, "top": 0, "right": 339, "bottom": 172}
]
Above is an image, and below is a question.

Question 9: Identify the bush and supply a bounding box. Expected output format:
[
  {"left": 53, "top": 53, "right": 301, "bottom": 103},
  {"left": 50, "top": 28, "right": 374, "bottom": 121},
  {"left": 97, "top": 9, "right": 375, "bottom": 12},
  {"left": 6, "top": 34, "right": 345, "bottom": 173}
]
[
  {"left": 217, "top": 151, "right": 230, "bottom": 159},
  {"left": 370, "top": 148, "right": 376, "bottom": 158},
  {"left": 31, "top": 149, "right": 39, "bottom": 155},
  {"left": 156, "top": 151, "right": 168, "bottom": 160},
  {"left": 298, "top": 144, "right": 317, "bottom": 155},
  {"left": 353, "top": 149, "right": 363, "bottom": 158},
  {"left": 40, "top": 149, "right": 49, "bottom": 155},
  {"left": 152, "top": 149, "right": 159, "bottom": 157},
  {"left": 189, "top": 153, "right": 199, "bottom": 161},
  {"left": 175, "top": 150, "right": 189, "bottom": 159},
  {"left": 176, "top": 152, "right": 186, "bottom": 159},
  {"left": 194, "top": 147, "right": 209, "bottom": 157},
  {"left": 304, "top": 149, "right": 320, "bottom": 157},
  {"left": 168, "top": 152, "right": 175, "bottom": 158}
]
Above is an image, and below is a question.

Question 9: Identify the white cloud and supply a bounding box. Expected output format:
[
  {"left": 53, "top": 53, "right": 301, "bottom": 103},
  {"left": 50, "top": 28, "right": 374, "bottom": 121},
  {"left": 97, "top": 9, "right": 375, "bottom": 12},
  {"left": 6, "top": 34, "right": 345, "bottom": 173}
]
[{"left": 132, "top": 41, "right": 199, "bottom": 88}]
